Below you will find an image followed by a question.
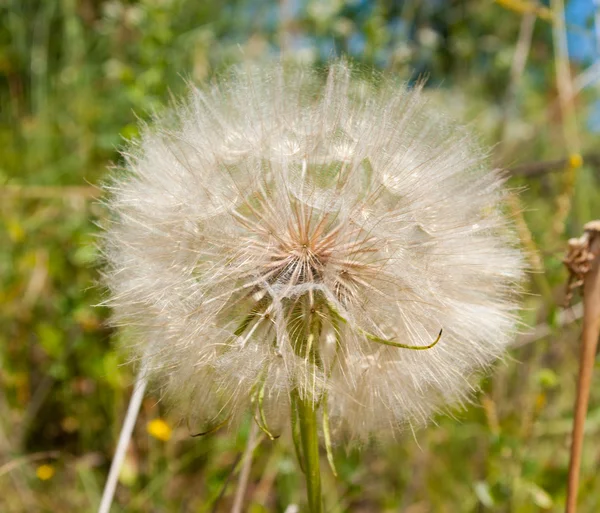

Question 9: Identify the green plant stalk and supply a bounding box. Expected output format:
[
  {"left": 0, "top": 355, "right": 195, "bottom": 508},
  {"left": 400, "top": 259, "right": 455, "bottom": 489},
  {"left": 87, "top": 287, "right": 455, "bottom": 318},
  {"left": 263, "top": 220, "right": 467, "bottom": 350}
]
[
  {"left": 295, "top": 393, "right": 322, "bottom": 513},
  {"left": 288, "top": 296, "right": 323, "bottom": 512}
]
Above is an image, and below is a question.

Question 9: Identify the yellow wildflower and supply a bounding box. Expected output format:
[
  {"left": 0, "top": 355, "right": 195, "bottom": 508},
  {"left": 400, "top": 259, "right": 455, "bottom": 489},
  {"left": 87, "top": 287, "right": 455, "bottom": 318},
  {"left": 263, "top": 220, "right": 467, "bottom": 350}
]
[
  {"left": 36, "top": 464, "right": 55, "bottom": 481},
  {"left": 146, "top": 418, "right": 172, "bottom": 442},
  {"left": 495, "top": 0, "right": 553, "bottom": 21},
  {"left": 569, "top": 153, "right": 583, "bottom": 169}
]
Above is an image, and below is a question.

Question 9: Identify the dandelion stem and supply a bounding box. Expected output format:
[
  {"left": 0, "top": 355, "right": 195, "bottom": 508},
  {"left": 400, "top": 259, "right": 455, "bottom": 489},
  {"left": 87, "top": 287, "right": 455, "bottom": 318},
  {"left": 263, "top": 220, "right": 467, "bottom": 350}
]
[{"left": 293, "top": 392, "right": 322, "bottom": 513}]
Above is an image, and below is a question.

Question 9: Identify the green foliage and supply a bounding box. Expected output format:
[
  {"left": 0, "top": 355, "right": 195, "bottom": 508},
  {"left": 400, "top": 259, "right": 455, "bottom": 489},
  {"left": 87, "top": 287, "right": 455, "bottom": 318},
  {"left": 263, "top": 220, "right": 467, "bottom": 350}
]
[{"left": 1, "top": 0, "right": 600, "bottom": 511}]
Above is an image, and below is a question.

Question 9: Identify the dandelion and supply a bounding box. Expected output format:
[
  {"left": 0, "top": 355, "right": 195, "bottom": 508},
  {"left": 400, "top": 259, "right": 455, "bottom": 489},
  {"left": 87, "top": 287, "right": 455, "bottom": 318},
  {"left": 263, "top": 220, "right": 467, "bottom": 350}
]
[{"left": 103, "top": 61, "right": 523, "bottom": 511}]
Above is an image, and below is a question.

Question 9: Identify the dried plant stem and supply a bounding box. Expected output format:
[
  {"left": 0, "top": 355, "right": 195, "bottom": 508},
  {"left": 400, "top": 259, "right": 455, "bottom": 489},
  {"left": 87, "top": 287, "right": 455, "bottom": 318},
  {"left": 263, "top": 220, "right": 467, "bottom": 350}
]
[
  {"left": 506, "top": 193, "right": 552, "bottom": 303},
  {"left": 98, "top": 369, "right": 147, "bottom": 513},
  {"left": 293, "top": 392, "right": 322, "bottom": 513},
  {"left": 231, "top": 421, "right": 260, "bottom": 513},
  {"left": 551, "top": 0, "right": 581, "bottom": 238},
  {"left": 498, "top": 9, "right": 535, "bottom": 155},
  {"left": 564, "top": 222, "right": 600, "bottom": 513},
  {"left": 512, "top": 302, "right": 583, "bottom": 348},
  {"left": 509, "top": 154, "right": 600, "bottom": 178},
  {"left": 551, "top": 0, "right": 579, "bottom": 152}
]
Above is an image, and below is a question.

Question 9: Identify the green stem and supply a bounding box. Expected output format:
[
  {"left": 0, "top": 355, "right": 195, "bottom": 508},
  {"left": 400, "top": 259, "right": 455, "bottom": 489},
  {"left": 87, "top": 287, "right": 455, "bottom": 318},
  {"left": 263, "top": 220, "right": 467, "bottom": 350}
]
[
  {"left": 287, "top": 296, "right": 323, "bottom": 512},
  {"left": 295, "top": 393, "right": 322, "bottom": 513}
]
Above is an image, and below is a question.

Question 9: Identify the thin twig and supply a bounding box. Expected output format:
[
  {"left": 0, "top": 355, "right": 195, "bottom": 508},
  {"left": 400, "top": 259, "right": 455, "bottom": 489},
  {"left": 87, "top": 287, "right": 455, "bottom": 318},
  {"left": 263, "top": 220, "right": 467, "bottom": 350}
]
[
  {"left": 498, "top": 9, "right": 536, "bottom": 155},
  {"left": 98, "top": 368, "right": 148, "bottom": 513},
  {"left": 211, "top": 453, "right": 243, "bottom": 513},
  {"left": 502, "top": 57, "right": 600, "bottom": 156},
  {"left": 508, "top": 154, "right": 600, "bottom": 178},
  {"left": 0, "top": 450, "right": 60, "bottom": 478},
  {"left": 512, "top": 302, "right": 583, "bottom": 348},
  {"left": 563, "top": 221, "right": 600, "bottom": 513},
  {"left": 231, "top": 421, "right": 260, "bottom": 513},
  {"left": 551, "top": 0, "right": 579, "bottom": 153},
  {"left": 550, "top": 0, "right": 581, "bottom": 238}
]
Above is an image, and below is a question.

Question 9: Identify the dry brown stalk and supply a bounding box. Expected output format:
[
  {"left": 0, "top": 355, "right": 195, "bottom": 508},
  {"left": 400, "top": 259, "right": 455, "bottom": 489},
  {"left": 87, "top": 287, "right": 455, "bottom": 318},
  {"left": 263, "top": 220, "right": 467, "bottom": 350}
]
[
  {"left": 563, "top": 221, "right": 600, "bottom": 513},
  {"left": 550, "top": 0, "right": 581, "bottom": 239},
  {"left": 508, "top": 154, "right": 600, "bottom": 178}
]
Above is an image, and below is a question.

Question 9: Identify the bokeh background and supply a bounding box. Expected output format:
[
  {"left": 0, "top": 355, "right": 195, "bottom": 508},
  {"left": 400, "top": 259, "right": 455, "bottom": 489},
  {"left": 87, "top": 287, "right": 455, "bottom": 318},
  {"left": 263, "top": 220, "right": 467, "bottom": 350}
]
[{"left": 1, "top": 0, "right": 600, "bottom": 511}]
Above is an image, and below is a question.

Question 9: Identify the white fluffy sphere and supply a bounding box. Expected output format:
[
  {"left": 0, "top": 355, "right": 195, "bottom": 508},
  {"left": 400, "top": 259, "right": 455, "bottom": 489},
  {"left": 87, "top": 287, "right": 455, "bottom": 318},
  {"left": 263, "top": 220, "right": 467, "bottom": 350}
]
[{"left": 104, "top": 62, "right": 523, "bottom": 440}]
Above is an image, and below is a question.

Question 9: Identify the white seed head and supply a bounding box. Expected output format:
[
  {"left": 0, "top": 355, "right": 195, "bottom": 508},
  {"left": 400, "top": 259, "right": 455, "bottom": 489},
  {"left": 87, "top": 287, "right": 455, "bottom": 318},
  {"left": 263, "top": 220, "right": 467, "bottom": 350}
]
[{"left": 103, "top": 62, "right": 524, "bottom": 440}]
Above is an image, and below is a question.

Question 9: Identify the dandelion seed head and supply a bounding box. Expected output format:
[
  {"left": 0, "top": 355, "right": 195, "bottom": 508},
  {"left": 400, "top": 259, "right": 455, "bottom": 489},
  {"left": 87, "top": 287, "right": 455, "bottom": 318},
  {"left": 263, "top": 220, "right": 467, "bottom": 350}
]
[{"left": 103, "top": 61, "right": 524, "bottom": 440}]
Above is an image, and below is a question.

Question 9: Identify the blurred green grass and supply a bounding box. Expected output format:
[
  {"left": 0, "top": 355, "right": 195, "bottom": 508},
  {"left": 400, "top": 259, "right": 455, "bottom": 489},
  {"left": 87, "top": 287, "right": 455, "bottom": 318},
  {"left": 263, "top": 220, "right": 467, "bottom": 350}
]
[{"left": 1, "top": 1, "right": 600, "bottom": 511}]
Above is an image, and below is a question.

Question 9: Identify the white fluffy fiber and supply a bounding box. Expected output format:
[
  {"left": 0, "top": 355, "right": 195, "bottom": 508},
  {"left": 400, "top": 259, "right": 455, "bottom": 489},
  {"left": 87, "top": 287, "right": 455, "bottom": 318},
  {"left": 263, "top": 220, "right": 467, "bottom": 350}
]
[{"left": 103, "top": 61, "right": 523, "bottom": 440}]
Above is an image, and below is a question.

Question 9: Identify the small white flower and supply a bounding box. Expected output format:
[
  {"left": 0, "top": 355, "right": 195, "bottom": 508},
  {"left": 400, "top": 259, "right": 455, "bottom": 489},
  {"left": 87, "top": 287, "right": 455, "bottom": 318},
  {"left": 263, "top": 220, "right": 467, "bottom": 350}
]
[{"left": 103, "top": 62, "right": 523, "bottom": 440}]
